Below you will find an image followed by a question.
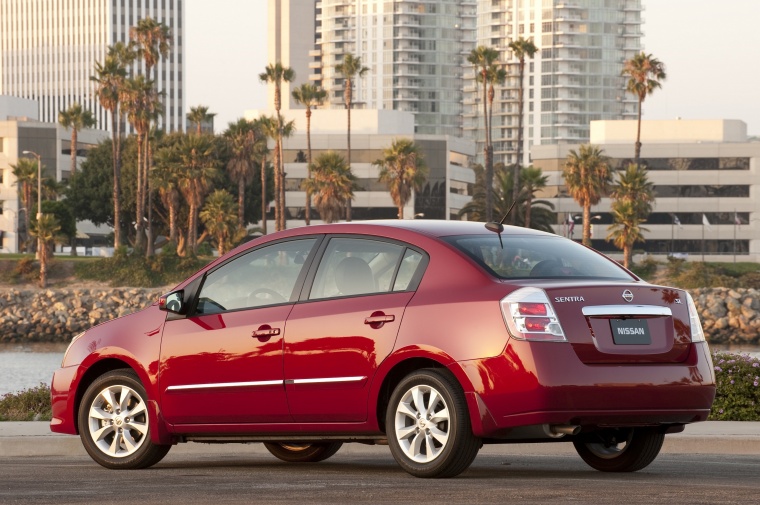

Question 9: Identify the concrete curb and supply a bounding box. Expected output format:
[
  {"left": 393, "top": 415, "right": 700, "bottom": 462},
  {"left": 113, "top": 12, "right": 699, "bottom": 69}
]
[{"left": 2, "top": 421, "right": 759, "bottom": 458}]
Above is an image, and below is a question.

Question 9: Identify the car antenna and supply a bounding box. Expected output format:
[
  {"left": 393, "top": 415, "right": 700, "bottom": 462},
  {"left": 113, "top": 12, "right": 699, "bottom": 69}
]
[{"left": 485, "top": 200, "right": 518, "bottom": 249}]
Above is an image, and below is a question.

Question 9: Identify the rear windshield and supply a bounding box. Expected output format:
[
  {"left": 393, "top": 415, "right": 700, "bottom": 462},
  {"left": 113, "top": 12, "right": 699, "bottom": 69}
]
[{"left": 443, "top": 234, "right": 635, "bottom": 281}]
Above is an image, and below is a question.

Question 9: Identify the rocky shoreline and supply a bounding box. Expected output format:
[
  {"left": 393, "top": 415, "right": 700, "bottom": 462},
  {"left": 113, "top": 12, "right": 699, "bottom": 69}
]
[{"left": 0, "top": 287, "right": 758, "bottom": 345}]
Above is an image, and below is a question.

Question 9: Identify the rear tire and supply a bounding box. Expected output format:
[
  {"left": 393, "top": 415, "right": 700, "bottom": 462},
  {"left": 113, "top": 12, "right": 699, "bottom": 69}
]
[
  {"left": 385, "top": 368, "right": 480, "bottom": 478},
  {"left": 263, "top": 442, "right": 343, "bottom": 463},
  {"left": 78, "top": 369, "right": 171, "bottom": 469},
  {"left": 573, "top": 427, "right": 664, "bottom": 472}
]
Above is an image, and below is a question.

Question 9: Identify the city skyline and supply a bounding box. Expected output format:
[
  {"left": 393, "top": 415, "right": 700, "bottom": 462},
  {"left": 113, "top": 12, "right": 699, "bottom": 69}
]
[{"left": 186, "top": 0, "right": 760, "bottom": 136}]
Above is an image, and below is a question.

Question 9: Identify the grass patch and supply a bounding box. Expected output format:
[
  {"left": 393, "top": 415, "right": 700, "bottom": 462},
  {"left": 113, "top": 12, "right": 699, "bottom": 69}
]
[{"left": 0, "top": 384, "right": 52, "bottom": 421}]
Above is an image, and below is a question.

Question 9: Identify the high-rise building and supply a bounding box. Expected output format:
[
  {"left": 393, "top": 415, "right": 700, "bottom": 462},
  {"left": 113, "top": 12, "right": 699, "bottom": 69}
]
[
  {"left": 270, "top": 0, "right": 477, "bottom": 137},
  {"left": 0, "top": 0, "right": 185, "bottom": 133},
  {"left": 465, "top": 0, "right": 643, "bottom": 166}
]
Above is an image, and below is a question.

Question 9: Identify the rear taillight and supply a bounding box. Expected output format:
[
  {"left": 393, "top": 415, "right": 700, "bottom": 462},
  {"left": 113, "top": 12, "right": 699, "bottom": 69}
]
[
  {"left": 685, "top": 292, "right": 706, "bottom": 342},
  {"left": 500, "top": 287, "right": 567, "bottom": 342}
]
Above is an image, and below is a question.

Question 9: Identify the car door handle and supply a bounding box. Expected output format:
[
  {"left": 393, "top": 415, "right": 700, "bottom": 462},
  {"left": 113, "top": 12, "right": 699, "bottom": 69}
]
[
  {"left": 364, "top": 312, "right": 395, "bottom": 329},
  {"left": 252, "top": 326, "right": 280, "bottom": 340}
]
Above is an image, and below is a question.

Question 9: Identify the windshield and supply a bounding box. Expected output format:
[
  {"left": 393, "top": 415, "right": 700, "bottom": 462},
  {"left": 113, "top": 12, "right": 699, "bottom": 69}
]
[{"left": 443, "top": 234, "right": 635, "bottom": 281}]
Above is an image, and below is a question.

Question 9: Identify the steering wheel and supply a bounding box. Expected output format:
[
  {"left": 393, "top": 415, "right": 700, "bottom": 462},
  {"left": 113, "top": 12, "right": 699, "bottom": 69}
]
[{"left": 247, "top": 288, "right": 288, "bottom": 305}]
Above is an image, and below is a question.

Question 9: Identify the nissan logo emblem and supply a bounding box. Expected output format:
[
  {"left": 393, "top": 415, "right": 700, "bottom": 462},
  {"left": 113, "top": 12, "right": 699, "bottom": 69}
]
[{"left": 622, "top": 290, "right": 634, "bottom": 303}]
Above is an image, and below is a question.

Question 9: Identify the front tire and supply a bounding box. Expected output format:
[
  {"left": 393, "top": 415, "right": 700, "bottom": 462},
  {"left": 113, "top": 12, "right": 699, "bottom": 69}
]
[
  {"left": 386, "top": 369, "right": 480, "bottom": 478},
  {"left": 573, "top": 427, "right": 664, "bottom": 472},
  {"left": 263, "top": 442, "right": 343, "bottom": 463},
  {"left": 78, "top": 369, "right": 171, "bottom": 469}
]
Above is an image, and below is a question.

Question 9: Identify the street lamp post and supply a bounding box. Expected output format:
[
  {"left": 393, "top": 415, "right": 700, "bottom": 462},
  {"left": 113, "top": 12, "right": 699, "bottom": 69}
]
[{"left": 22, "top": 150, "right": 42, "bottom": 258}]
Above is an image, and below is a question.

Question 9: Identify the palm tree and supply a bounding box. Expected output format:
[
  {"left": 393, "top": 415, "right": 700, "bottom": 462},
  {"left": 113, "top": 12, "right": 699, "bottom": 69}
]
[
  {"left": 459, "top": 164, "right": 555, "bottom": 232},
  {"left": 563, "top": 145, "right": 613, "bottom": 246},
  {"left": 610, "top": 163, "right": 655, "bottom": 215},
  {"left": 10, "top": 159, "right": 37, "bottom": 253},
  {"left": 519, "top": 166, "right": 548, "bottom": 229},
  {"left": 224, "top": 118, "right": 257, "bottom": 228},
  {"left": 302, "top": 151, "right": 356, "bottom": 223},
  {"left": 622, "top": 52, "right": 666, "bottom": 162},
  {"left": 607, "top": 200, "right": 648, "bottom": 269},
  {"left": 374, "top": 139, "right": 427, "bottom": 219},
  {"left": 58, "top": 103, "right": 96, "bottom": 177},
  {"left": 257, "top": 114, "right": 295, "bottom": 232},
  {"left": 30, "top": 214, "right": 60, "bottom": 288},
  {"left": 507, "top": 38, "right": 538, "bottom": 215},
  {"left": 334, "top": 53, "right": 368, "bottom": 222},
  {"left": 259, "top": 63, "right": 295, "bottom": 231},
  {"left": 152, "top": 145, "right": 182, "bottom": 246},
  {"left": 467, "top": 46, "right": 500, "bottom": 222},
  {"left": 91, "top": 49, "right": 130, "bottom": 248},
  {"left": 200, "top": 189, "right": 239, "bottom": 256},
  {"left": 291, "top": 83, "right": 327, "bottom": 225},
  {"left": 187, "top": 105, "right": 216, "bottom": 136},
  {"left": 175, "top": 134, "right": 220, "bottom": 255},
  {"left": 131, "top": 17, "right": 171, "bottom": 82},
  {"left": 251, "top": 116, "right": 273, "bottom": 234}
]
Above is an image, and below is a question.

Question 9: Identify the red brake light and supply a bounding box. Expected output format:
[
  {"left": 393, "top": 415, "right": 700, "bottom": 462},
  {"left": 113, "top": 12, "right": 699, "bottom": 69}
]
[
  {"left": 524, "top": 317, "right": 551, "bottom": 331},
  {"left": 518, "top": 303, "right": 547, "bottom": 316}
]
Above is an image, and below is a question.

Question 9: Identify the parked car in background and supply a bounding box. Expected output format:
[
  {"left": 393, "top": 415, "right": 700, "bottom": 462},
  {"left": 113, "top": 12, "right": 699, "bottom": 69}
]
[{"left": 51, "top": 221, "right": 715, "bottom": 478}]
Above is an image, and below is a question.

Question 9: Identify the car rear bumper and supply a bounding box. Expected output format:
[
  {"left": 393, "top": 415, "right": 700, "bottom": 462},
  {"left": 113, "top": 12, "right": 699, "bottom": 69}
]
[{"left": 460, "top": 341, "right": 716, "bottom": 438}]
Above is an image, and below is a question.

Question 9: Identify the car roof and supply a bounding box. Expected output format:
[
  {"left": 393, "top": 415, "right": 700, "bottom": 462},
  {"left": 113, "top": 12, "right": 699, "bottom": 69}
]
[{"left": 284, "top": 220, "right": 555, "bottom": 239}]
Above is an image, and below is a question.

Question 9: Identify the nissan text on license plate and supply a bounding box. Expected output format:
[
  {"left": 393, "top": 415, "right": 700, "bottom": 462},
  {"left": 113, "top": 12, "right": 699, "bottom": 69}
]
[{"left": 610, "top": 318, "right": 651, "bottom": 345}]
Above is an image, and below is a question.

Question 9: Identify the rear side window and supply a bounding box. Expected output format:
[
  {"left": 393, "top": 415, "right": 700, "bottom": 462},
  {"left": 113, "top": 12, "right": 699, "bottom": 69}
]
[
  {"left": 309, "top": 238, "right": 425, "bottom": 300},
  {"left": 443, "top": 234, "right": 634, "bottom": 281}
]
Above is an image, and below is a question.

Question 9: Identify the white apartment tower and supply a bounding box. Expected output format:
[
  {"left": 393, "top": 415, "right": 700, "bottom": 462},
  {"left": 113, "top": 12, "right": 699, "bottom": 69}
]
[
  {"left": 270, "top": 0, "right": 477, "bottom": 137},
  {"left": 0, "top": 0, "right": 185, "bottom": 132},
  {"left": 465, "top": 0, "right": 643, "bottom": 166}
]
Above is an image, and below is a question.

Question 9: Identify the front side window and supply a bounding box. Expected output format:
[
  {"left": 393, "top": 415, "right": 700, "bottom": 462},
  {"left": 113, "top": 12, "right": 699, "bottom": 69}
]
[
  {"left": 309, "top": 238, "right": 414, "bottom": 300},
  {"left": 195, "top": 238, "right": 317, "bottom": 314}
]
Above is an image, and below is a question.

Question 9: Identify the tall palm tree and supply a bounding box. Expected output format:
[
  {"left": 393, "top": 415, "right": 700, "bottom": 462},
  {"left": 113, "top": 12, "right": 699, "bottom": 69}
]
[
  {"left": 607, "top": 200, "right": 648, "bottom": 270},
  {"left": 131, "top": 17, "right": 171, "bottom": 82},
  {"left": 334, "top": 53, "right": 368, "bottom": 222},
  {"left": 91, "top": 48, "right": 130, "bottom": 248},
  {"left": 374, "top": 139, "right": 427, "bottom": 219},
  {"left": 175, "top": 134, "right": 220, "bottom": 255},
  {"left": 251, "top": 116, "right": 273, "bottom": 234},
  {"left": 459, "top": 164, "right": 555, "bottom": 232},
  {"left": 58, "top": 103, "right": 96, "bottom": 177},
  {"left": 10, "top": 159, "right": 37, "bottom": 253},
  {"left": 121, "top": 75, "right": 161, "bottom": 252},
  {"left": 258, "top": 114, "right": 295, "bottom": 232},
  {"left": 610, "top": 163, "right": 655, "bottom": 215},
  {"left": 200, "top": 189, "right": 239, "bottom": 256},
  {"left": 507, "top": 38, "right": 538, "bottom": 216},
  {"left": 224, "top": 118, "right": 257, "bottom": 228},
  {"left": 519, "top": 166, "right": 548, "bottom": 230},
  {"left": 187, "top": 105, "right": 216, "bottom": 136},
  {"left": 563, "top": 145, "right": 613, "bottom": 246},
  {"left": 622, "top": 52, "right": 666, "bottom": 162},
  {"left": 291, "top": 83, "right": 327, "bottom": 225},
  {"left": 30, "top": 214, "right": 60, "bottom": 288},
  {"left": 303, "top": 151, "right": 356, "bottom": 223},
  {"left": 259, "top": 63, "right": 295, "bottom": 231},
  {"left": 467, "top": 46, "right": 500, "bottom": 222}
]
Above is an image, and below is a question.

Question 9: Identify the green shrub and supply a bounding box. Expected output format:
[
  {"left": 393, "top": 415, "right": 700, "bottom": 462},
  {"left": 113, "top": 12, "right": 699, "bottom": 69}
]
[
  {"left": 74, "top": 251, "right": 210, "bottom": 287},
  {"left": 0, "top": 384, "right": 52, "bottom": 421},
  {"left": 670, "top": 262, "right": 736, "bottom": 290},
  {"left": 630, "top": 257, "right": 659, "bottom": 280},
  {"left": 710, "top": 352, "right": 760, "bottom": 421}
]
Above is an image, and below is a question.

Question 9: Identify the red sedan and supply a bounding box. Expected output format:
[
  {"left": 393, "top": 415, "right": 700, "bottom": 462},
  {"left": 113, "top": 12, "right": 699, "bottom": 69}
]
[{"left": 50, "top": 221, "right": 715, "bottom": 478}]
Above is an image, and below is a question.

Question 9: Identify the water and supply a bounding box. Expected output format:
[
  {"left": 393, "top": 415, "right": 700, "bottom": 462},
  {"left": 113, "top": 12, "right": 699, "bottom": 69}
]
[
  {"left": 0, "top": 342, "right": 758, "bottom": 397},
  {"left": 0, "top": 343, "right": 67, "bottom": 396}
]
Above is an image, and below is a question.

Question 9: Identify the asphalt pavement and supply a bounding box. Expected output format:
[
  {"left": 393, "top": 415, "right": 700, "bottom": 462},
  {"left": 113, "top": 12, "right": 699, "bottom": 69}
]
[{"left": 1, "top": 421, "right": 759, "bottom": 458}]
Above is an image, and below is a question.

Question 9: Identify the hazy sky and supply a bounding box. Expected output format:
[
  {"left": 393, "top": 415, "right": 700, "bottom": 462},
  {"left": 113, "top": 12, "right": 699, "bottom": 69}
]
[{"left": 186, "top": 0, "right": 760, "bottom": 135}]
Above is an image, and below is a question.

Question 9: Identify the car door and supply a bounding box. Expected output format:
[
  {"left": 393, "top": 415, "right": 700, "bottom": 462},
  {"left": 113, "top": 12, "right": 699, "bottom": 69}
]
[
  {"left": 284, "top": 236, "right": 427, "bottom": 422},
  {"left": 159, "top": 237, "right": 319, "bottom": 426}
]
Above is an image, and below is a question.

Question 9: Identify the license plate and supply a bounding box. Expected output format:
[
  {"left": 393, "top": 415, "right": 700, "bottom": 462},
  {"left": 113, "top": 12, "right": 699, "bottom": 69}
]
[{"left": 610, "top": 319, "right": 651, "bottom": 345}]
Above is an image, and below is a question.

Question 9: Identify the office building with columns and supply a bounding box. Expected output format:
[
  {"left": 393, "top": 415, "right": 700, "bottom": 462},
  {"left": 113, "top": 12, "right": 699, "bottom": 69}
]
[{"left": 0, "top": 0, "right": 185, "bottom": 133}]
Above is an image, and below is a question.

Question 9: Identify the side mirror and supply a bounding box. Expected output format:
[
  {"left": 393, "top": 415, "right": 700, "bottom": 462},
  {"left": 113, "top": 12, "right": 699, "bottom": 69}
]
[{"left": 158, "top": 290, "right": 185, "bottom": 314}]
